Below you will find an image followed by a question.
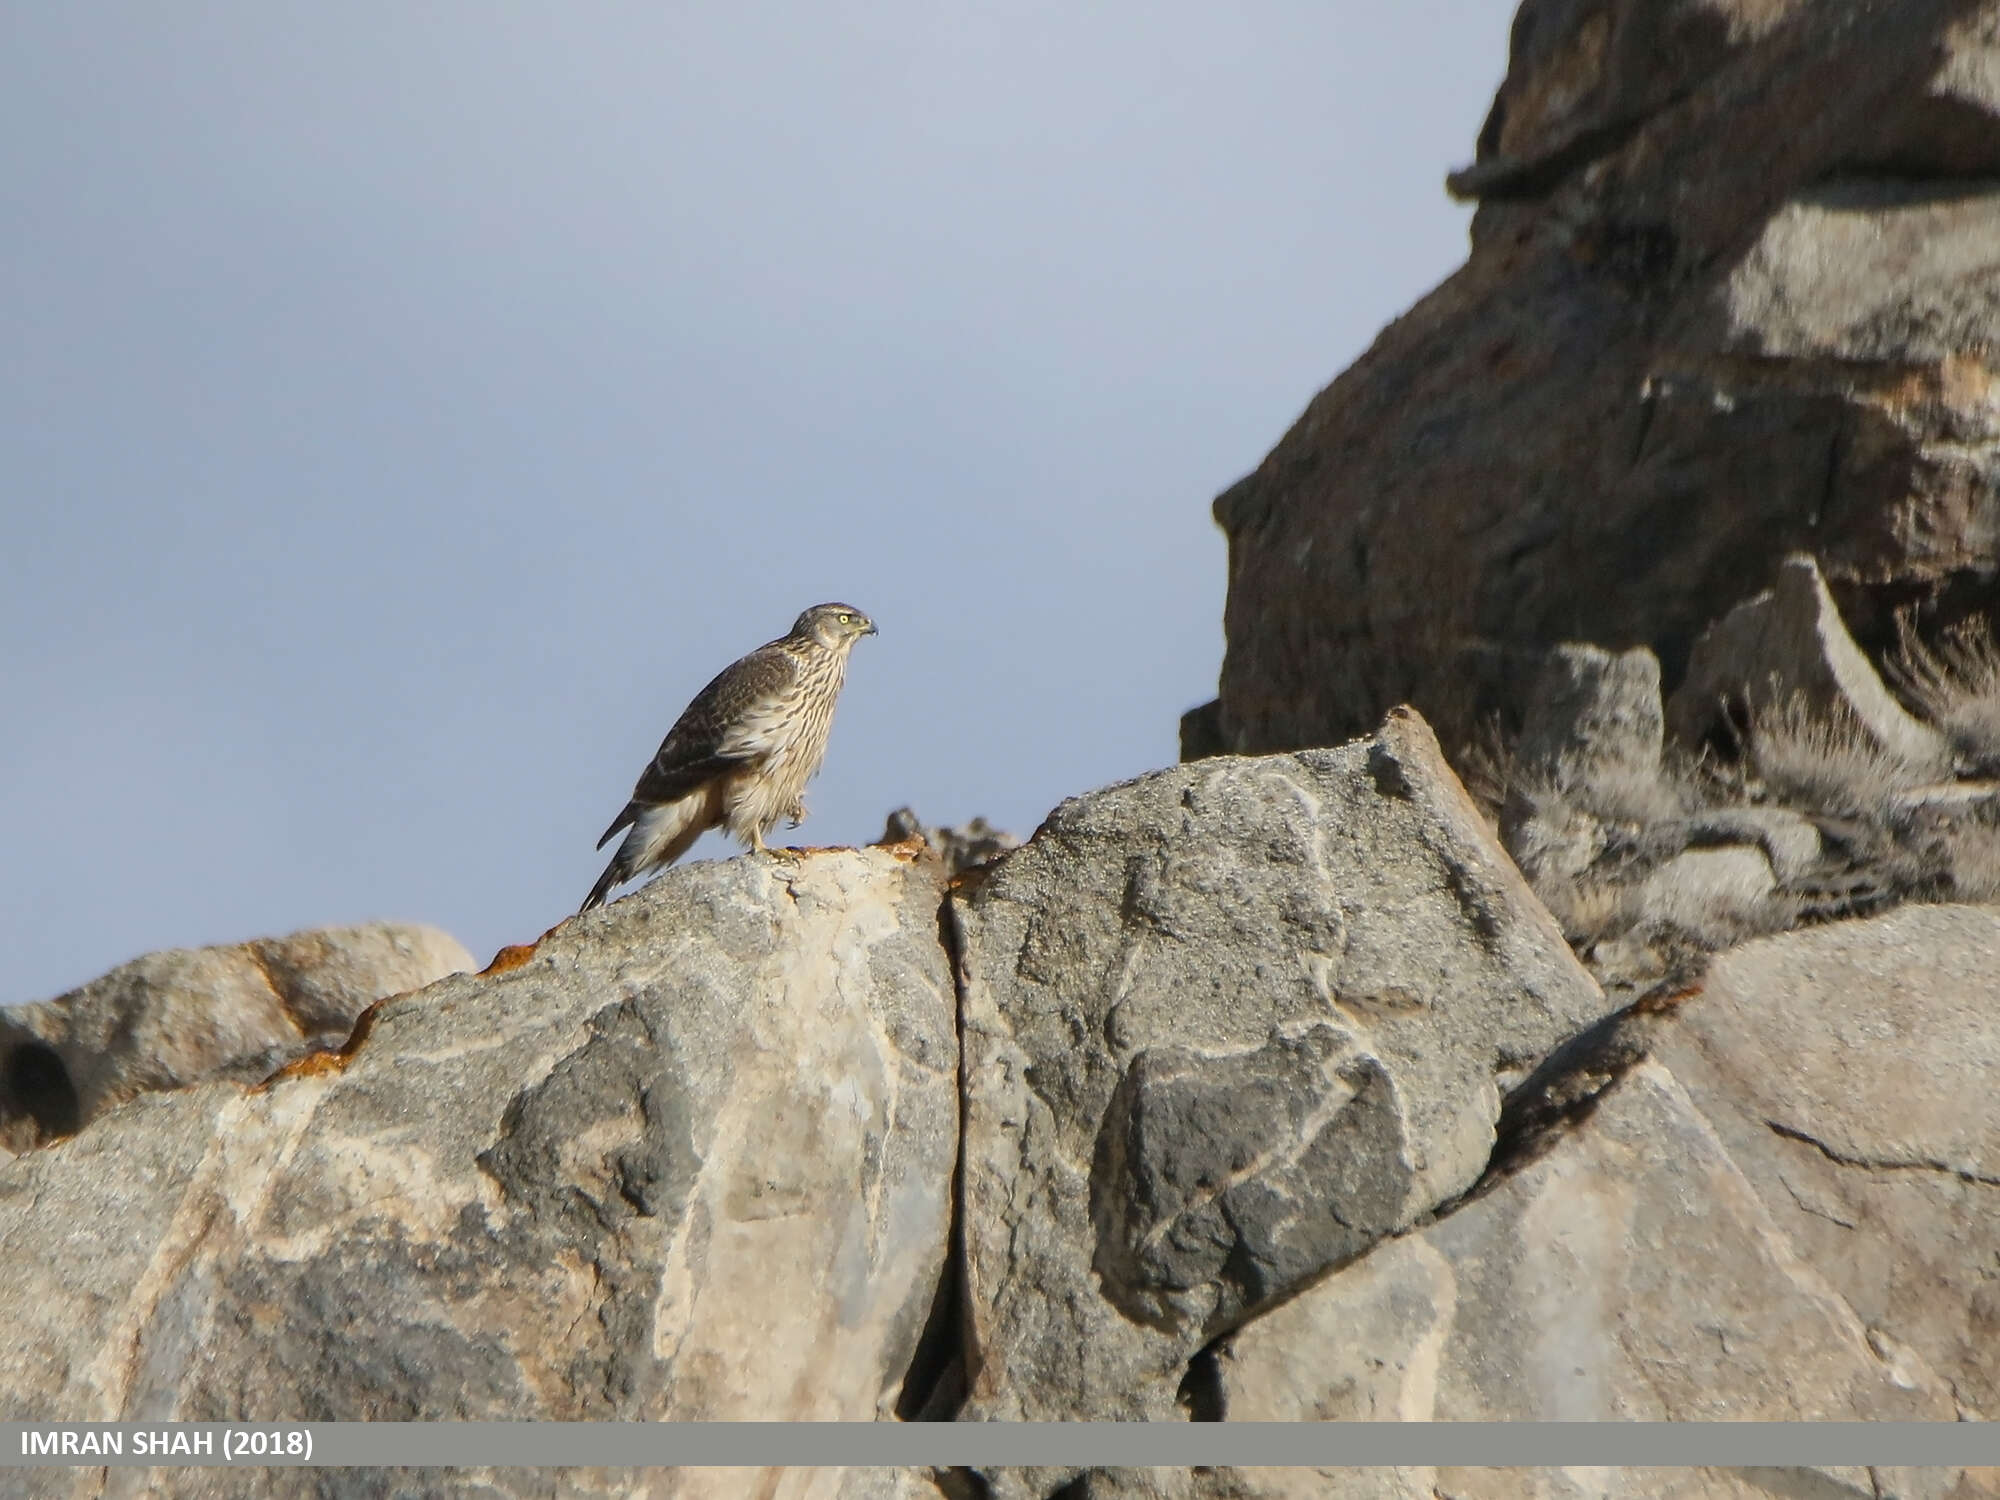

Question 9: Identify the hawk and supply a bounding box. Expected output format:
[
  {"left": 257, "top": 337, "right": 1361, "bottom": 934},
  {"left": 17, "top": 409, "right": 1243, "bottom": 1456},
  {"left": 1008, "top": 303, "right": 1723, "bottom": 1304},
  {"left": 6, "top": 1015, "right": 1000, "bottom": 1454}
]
[{"left": 580, "top": 603, "right": 878, "bottom": 912}]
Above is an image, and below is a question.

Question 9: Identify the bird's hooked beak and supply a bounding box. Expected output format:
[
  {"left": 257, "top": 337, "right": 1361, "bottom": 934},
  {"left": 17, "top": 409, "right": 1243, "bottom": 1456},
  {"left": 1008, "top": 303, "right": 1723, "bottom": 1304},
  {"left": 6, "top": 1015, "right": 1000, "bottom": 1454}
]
[{"left": 864, "top": 620, "right": 879, "bottom": 636}]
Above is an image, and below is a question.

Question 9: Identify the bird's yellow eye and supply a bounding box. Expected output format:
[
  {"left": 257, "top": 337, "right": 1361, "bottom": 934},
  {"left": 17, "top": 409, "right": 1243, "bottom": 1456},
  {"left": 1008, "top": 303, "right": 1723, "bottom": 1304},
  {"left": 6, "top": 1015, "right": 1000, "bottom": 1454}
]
[{"left": 837, "top": 612, "right": 853, "bottom": 624}]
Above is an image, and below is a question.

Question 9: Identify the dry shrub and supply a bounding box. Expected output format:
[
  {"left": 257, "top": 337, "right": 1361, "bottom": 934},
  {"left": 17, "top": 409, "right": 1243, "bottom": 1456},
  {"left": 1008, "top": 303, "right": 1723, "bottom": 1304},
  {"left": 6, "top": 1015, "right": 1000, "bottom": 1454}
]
[
  {"left": 1466, "top": 633, "right": 2000, "bottom": 988},
  {"left": 1565, "top": 752, "right": 1685, "bottom": 825},
  {"left": 1742, "top": 692, "right": 1931, "bottom": 819},
  {"left": 1453, "top": 714, "right": 1518, "bottom": 829},
  {"left": 1939, "top": 815, "right": 2000, "bottom": 902},
  {"left": 1539, "top": 876, "right": 1635, "bottom": 949},
  {"left": 1461, "top": 721, "right": 1684, "bottom": 831},
  {"left": 1885, "top": 611, "right": 2000, "bottom": 772},
  {"left": 1855, "top": 794, "right": 2000, "bottom": 907}
]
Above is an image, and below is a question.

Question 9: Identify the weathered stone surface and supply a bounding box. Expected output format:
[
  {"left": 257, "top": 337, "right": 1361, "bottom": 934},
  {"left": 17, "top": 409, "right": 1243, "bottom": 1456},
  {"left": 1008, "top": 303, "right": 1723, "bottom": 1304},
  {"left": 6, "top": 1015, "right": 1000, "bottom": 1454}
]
[
  {"left": 1649, "top": 903, "right": 2000, "bottom": 1417},
  {"left": 1048, "top": 1472, "right": 1431, "bottom": 1500},
  {"left": 1176, "top": 904, "right": 2000, "bottom": 1492},
  {"left": 1518, "top": 644, "right": 1665, "bottom": 792},
  {"left": 1674, "top": 807, "right": 1828, "bottom": 888},
  {"left": 1421, "top": 1473, "right": 1978, "bottom": 1500},
  {"left": 1179, "top": 699, "right": 1227, "bottom": 763},
  {"left": 1668, "top": 556, "right": 1950, "bottom": 770},
  {"left": 62, "top": 1468, "right": 951, "bottom": 1500},
  {"left": 0, "top": 848, "right": 956, "bottom": 1433},
  {"left": 1633, "top": 847, "right": 1779, "bottom": 933},
  {"left": 878, "top": 807, "right": 1020, "bottom": 878},
  {"left": 1208, "top": 0, "right": 2000, "bottom": 758},
  {"left": 0, "top": 923, "right": 474, "bottom": 1152},
  {"left": 1028, "top": 1469, "right": 1981, "bottom": 1500},
  {"left": 954, "top": 708, "right": 1608, "bottom": 1430},
  {"left": 1213, "top": 1059, "right": 1955, "bottom": 1426},
  {"left": 1852, "top": 2, "right": 2000, "bottom": 176}
]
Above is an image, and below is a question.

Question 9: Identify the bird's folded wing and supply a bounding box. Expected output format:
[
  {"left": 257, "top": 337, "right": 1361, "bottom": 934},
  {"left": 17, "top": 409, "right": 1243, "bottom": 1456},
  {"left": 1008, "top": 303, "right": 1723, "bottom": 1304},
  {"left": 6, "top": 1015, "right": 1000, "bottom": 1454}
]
[
  {"left": 596, "top": 646, "right": 802, "bottom": 848},
  {"left": 595, "top": 752, "right": 741, "bottom": 848}
]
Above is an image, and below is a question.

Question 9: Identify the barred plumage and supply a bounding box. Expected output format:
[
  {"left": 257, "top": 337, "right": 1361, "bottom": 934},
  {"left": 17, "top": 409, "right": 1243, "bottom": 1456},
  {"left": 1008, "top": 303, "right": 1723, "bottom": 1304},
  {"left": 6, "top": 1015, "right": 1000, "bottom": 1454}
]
[{"left": 580, "top": 603, "right": 877, "bottom": 912}]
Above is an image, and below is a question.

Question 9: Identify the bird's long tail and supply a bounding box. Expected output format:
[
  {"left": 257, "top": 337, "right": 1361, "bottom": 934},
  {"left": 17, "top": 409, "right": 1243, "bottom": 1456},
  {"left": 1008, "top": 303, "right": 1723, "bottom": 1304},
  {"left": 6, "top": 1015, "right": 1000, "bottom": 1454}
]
[
  {"left": 579, "top": 850, "right": 626, "bottom": 914},
  {"left": 578, "top": 793, "right": 715, "bottom": 914}
]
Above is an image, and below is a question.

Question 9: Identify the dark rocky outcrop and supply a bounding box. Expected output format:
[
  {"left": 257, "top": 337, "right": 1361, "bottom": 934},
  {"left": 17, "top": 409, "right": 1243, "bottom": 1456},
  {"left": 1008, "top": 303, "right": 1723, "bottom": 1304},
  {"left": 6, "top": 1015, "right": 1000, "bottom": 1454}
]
[{"left": 1203, "top": 0, "right": 2000, "bottom": 759}]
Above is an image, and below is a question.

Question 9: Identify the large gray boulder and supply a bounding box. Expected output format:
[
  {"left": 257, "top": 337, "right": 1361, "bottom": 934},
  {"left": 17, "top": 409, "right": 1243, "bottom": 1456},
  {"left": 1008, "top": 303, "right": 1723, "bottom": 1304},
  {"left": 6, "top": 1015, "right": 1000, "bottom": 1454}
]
[
  {"left": 953, "top": 708, "right": 1610, "bottom": 1435},
  {"left": 1204, "top": 0, "right": 2000, "bottom": 757},
  {"left": 1113, "top": 907, "right": 2000, "bottom": 1500},
  {"left": 1212, "top": 1059, "right": 1958, "bottom": 1427},
  {"left": 0, "top": 847, "right": 957, "bottom": 1447},
  {"left": 0, "top": 922, "right": 474, "bottom": 1153},
  {"left": 1650, "top": 902, "right": 2000, "bottom": 1418}
]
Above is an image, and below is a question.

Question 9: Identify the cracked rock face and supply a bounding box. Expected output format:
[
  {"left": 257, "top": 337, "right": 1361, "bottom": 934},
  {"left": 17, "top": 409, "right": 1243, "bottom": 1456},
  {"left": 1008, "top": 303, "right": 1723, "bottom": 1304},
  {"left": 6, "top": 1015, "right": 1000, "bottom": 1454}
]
[
  {"left": 0, "top": 847, "right": 957, "bottom": 1460},
  {"left": 952, "top": 708, "right": 1610, "bottom": 1432},
  {"left": 0, "top": 923, "right": 474, "bottom": 1153},
  {"left": 1651, "top": 902, "right": 2000, "bottom": 1418},
  {"left": 1131, "top": 906, "right": 2000, "bottom": 1500},
  {"left": 1206, "top": 0, "right": 2000, "bottom": 756},
  {"left": 1213, "top": 1059, "right": 1958, "bottom": 1430}
]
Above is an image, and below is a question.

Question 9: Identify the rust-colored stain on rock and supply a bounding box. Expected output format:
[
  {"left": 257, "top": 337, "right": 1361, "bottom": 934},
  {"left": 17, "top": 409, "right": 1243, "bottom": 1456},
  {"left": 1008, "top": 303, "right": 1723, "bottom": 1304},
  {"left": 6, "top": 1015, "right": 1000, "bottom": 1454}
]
[
  {"left": 258, "top": 1049, "right": 350, "bottom": 1085},
  {"left": 1632, "top": 978, "right": 1704, "bottom": 1016},
  {"left": 255, "top": 996, "right": 391, "bottom": 1090},
  {"left": 481, "top": 943, "right": 539, "bottom": 977},
  {"left": 481, "top": 918, "right": 570, "bottom": 976}
]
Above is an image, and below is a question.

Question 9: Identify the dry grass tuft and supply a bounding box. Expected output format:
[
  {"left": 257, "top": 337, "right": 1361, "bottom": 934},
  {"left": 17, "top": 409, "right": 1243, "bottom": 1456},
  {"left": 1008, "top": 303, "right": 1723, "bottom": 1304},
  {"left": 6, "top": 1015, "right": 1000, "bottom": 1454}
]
[
  {"left": 1740, "top": 692, "right": 1931, "bottom": 820},
  {"left": 1460, "top": 618, "right": 2000, "bottom": 994},
  {"left": 1453, "top": 716, "right": 1517, "bottom": 829},
  {"left": 1939, "top": 815, "right": 2000, "bottom": 902},
  {"left": 1567, "top": 752, "right": 1686, "bottom": 825},
  {"left": 1538, "top": 877, "right": 1636, "bottom": 949},
  {"left": 1478, "top": 687, "right": 1986, "bottom": 990},
  {"left": 1885, "top": 610, "right": 2000, "bottom": 772}
]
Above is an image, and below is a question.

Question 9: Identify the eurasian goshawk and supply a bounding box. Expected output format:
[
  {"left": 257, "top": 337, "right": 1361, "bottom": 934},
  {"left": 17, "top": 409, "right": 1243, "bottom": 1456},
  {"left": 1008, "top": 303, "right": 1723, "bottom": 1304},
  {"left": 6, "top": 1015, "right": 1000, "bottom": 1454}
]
[{"left": 580, "top": 603, "right": 877, "bottom": 912}]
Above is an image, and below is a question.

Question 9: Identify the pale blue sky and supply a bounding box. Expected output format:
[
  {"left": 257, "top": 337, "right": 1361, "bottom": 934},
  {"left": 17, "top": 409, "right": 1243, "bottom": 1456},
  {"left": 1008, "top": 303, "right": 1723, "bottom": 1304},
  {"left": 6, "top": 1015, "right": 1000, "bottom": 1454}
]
[{"left": 2, "top": 3, "right": 1509, "bottom": 1002}]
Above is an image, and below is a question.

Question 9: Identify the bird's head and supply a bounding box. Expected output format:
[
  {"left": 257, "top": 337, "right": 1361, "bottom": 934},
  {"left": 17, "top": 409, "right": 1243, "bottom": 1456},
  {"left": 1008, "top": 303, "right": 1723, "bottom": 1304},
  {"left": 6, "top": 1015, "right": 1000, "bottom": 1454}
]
[{"left": 791, "top": 602, "right": 878, "bottom": 649}]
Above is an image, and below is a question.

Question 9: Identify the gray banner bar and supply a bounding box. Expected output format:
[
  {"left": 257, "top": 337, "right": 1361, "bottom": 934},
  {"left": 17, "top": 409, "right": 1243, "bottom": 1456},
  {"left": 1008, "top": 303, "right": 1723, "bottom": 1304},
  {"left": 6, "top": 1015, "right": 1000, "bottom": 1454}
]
[{"left": 3, "top": 1423, "right": 1998, "bottom": 1469}]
